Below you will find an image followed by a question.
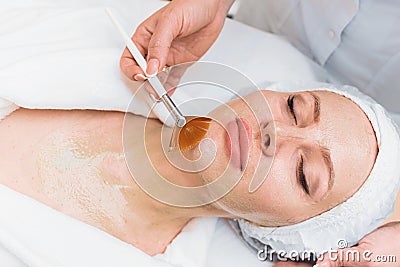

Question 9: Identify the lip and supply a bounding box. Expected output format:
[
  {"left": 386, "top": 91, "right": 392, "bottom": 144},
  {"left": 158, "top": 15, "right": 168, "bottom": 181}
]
[{"left": 226, "top": 118, "right": 252, "bottom": 171}]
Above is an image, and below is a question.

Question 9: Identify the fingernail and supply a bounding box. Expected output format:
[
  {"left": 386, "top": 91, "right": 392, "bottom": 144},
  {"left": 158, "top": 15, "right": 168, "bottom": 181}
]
[
  {"left": 146, "top": 58, "right": 159, "bottom": 76},
  {"left": 313, "top": 265, "right": 318, "bottom": 267},
  {"left": 318, "top": 262, "right": 330, "bottom": 267},
  {"left": 134, "top": 73, "right": 146, "bottom": 81}
]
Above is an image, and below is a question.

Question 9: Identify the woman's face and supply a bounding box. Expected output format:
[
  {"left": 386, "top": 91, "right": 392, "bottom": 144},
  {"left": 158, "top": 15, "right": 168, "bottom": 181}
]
[{"left": 189, "top": 90, "right": 377, "bottom": 226}]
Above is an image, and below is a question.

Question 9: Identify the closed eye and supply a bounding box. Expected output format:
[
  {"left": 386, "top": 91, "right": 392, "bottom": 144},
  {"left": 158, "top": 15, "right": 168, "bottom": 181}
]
[
  {"left": 297, "top": 156, "right": 309, "bottom": 195},
  {"left": 287, "top": 95, "right": 297, "bottom": 125}
]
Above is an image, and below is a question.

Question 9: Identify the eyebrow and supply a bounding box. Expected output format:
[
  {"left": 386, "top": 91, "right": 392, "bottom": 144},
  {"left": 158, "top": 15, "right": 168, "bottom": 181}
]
[
  {"left": 320, "top": 146, "right": 335, "bottom": 191},
  {"left": 309, "top": 92, "right": 321, "bottom": 123}
]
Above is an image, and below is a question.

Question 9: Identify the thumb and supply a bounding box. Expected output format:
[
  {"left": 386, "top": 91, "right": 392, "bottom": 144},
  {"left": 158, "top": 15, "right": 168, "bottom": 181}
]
[
  {"left": 316, "top": 247, "right": 368, "bottom": 267},
  {"left": 146, "top": 17, "right": 176, "bottom": 76}
]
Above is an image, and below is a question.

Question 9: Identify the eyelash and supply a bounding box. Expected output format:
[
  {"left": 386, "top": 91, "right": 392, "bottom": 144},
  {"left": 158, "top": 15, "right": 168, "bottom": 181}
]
[
  {"left": 298, "top": 156, "right": 310, "bottom": 195},
  {"left": 287, "top": 95, "right": 297, "bottom": 125}
]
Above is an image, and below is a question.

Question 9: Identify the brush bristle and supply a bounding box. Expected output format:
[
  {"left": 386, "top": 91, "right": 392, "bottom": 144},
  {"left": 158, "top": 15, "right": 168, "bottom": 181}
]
[{"left": 178, "top": 117, "right": 212, "bottom": 151}]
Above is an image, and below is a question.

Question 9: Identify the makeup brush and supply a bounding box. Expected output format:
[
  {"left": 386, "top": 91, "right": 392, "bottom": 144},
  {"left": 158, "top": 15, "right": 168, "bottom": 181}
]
[
  {"left": 169, "top": 116, "right": 212, "bottom": 151},
  {"left": 106, "top": 8, "right": 211, "bottom": 151}
]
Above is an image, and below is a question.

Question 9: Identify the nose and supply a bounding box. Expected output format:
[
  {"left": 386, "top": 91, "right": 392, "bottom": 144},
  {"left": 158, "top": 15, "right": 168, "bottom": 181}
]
[
  {"left": 260, "top": 121, "right": 308, "bottom": 156},
  {"left": 260, "top": 122, "right": 275, "bottom": 157}
]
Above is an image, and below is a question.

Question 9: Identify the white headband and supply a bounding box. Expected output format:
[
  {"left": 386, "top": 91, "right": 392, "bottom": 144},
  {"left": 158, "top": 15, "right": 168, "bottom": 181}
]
[{"left": 230, "top": 81, "right": 400, "bottom": 257}]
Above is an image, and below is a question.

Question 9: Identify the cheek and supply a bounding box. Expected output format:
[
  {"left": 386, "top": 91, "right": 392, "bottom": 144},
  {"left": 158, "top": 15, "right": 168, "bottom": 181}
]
[
  {"left": 258, "top": 158, "right": 333, "bottom": 225},
  {"left": 258, "top": 170, "right": 295, "bottom": 222},
  {"left": 195, "top": 122, "right": 229, "bottom": 182},
  {"left": 213, "top": 160, "right": 298, "bottom": 225},
  {"left": 248, "top": 157, "right": 308, "bottom": 225},
  {"left": 261, "top": 91, "right": 287, "bottom": 120}
]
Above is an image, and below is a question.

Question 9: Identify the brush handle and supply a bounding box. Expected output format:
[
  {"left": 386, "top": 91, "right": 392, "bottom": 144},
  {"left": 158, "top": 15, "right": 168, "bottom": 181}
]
[
  {"left": 105, "top": 8, "right": 186, "bottom": 127},
  {"left": 106, "top": 8, "right": 167, "bottom": 97},
  {"left": 105, "top": 8, "right": 148, "bottom": 74}
]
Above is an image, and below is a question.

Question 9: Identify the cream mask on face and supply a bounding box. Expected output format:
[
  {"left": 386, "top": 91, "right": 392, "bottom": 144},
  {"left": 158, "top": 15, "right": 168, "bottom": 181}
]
[{"left": 122, "top": 62, "right": 276, "bottom": 207}]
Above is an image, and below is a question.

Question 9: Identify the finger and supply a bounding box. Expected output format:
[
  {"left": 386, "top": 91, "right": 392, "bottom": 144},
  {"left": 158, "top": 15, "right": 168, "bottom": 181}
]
[
  {"left": 163, "top": 63, "right": 190, "bottom": 95},
  {"left": 146, "top": 16, "right": 177, "bottom": 76},
  {"left": 134, "top": 73, "right": 147, "bottom": 82},
  {"left": 155, "top": 61, "right": 192, "bottom": 97},
  {"left": 120, "top": 19, "right": 153, "bottom": 79},
  {"left": 120, "top": 45, "right": 146, "bottom": 80},
  {"left": 121, "top": 60, "right": 146, "bottom": 81}
]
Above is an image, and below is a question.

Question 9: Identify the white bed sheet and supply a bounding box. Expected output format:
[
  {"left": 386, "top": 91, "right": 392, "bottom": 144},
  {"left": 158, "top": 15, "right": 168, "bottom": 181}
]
[{"left": 0, "top": 1, "right": 330, "bottom": 266}]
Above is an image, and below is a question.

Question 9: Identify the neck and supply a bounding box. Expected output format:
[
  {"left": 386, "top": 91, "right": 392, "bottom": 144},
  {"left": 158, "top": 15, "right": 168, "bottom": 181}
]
[
  {"left": 141, "top": 119, "right": 228, "bottom": 217},
  {"left": 119, "top": 117, "right": 230, "bottom": 240},
  {"left": 115, "top": 117, "right": 230, "bottom": 254}
]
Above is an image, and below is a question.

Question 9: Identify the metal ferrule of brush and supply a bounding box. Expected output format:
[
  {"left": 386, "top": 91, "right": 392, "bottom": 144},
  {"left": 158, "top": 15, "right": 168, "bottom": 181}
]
[
  {"left": 146, "top": 76, "right": 186, "bottom": 128},
  {"left": 160, "top": 94, "right": 187, "bottom": 128}
]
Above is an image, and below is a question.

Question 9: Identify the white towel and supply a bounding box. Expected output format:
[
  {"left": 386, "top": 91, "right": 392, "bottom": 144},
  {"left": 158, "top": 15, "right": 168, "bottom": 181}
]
[{"left": 0, "top": 98, "right": 18, "bottom": 122}]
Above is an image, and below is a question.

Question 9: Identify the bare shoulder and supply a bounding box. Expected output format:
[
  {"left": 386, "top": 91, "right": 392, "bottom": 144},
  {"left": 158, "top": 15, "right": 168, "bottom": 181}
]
[
  {"left": 0, "top": 109, "right": 173, "bottom": 253},
  {"left": 0, "top": 108, "right": 127, "bottom": 201}
]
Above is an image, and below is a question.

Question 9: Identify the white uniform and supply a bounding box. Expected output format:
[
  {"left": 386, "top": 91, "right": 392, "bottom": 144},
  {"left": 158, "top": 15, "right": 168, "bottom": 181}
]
[{"left": 235, "top": 0, "right": 400, "bottom": 113}]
